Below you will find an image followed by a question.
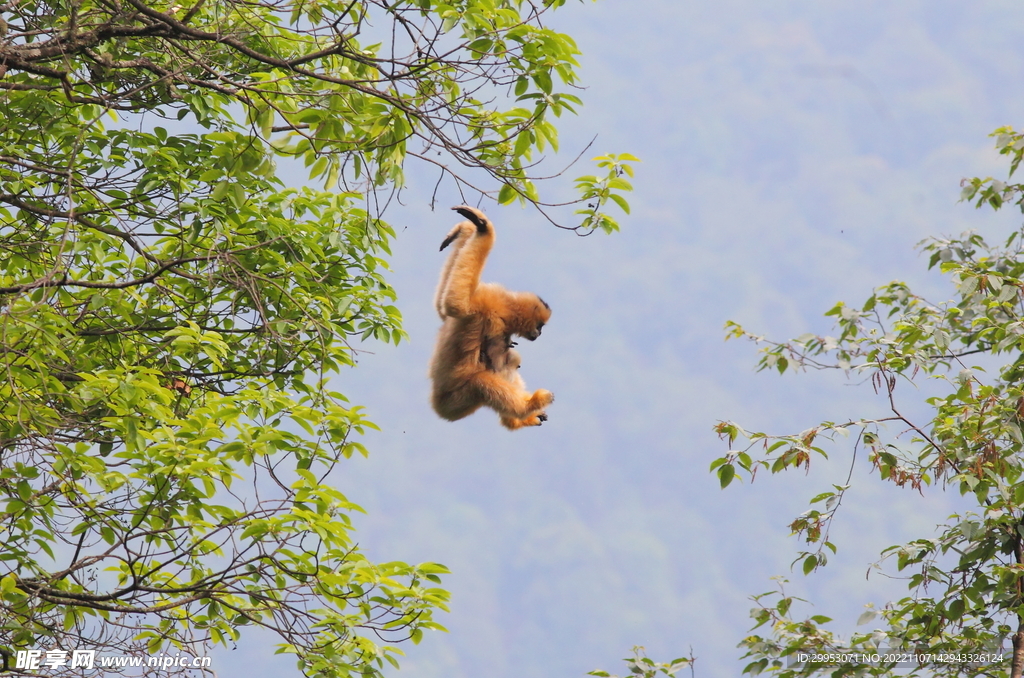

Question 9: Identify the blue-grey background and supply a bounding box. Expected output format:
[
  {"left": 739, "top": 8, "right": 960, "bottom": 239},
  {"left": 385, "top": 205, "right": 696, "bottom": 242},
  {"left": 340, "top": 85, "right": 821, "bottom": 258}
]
[{"left": 223, "top": 2, "right": 1024, "bottom": 676}]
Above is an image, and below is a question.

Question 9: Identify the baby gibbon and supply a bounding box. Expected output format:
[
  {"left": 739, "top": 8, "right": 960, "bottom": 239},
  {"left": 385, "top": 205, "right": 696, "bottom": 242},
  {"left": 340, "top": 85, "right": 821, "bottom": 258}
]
[
  {"left": 429, "top": 205, "right": 554, "bottom": 430},
  {"left": 489, "top": 344, "right": 548, "bottom": 430}
]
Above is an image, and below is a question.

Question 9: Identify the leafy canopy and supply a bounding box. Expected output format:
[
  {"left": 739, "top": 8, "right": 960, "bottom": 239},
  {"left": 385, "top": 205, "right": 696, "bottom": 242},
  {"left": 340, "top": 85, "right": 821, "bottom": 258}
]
[
  {"left": 713, "top": 128, "right": 1024, "bottom": 677},
  {"left": 0, "top": 0, "right": 635, "bottom": 675}
]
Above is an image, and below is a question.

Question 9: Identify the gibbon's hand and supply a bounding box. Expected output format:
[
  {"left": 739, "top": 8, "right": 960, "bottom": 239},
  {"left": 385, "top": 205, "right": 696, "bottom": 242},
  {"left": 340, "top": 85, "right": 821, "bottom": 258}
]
[
  {"left": 439, "top": 206, "right": 489, "bottom": 252},
  {"left": 451, "top": 205, "right": 490, "bottom": 233}
]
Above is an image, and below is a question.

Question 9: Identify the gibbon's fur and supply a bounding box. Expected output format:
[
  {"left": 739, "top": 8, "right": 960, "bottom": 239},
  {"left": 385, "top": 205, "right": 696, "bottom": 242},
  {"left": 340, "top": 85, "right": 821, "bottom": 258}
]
[{"left": 429, "top": 205, "right": 554, "bottom": 430}]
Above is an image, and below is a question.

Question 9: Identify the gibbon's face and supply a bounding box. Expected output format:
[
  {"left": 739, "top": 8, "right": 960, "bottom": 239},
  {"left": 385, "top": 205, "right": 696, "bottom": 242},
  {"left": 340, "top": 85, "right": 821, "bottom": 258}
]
[
  {"left": 507, "top": 349, "right": 522, "bottom": 370},
  {"left": 522, "top": 296, "right": 551, "bottom": 341}
]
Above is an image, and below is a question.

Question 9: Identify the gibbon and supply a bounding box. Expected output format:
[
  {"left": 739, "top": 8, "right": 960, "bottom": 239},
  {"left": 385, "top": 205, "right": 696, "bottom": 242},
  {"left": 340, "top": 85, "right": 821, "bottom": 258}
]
[
  {"left": 429, "top": 205, "right": 554, "bottom": 430},
  {"left": 489, "top": 346, "right": 545, "bottom": 430}
]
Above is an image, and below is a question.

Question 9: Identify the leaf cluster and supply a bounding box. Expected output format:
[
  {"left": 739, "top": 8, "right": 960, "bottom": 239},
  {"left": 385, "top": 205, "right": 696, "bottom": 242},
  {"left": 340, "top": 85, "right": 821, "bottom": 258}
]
[
  {"left": 588, "top": 646, "right": 694, "bottom": 678},
  {"left": 0, "top": 0, "right": 635, "bottom": 232},
  {"left": 712, "top": 134, "right": 1024, "bottom": 676}
]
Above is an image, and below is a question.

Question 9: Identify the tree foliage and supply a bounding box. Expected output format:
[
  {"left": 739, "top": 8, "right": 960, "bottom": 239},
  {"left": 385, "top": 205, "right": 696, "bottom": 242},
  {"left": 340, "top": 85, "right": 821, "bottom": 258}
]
[
  {"left": 0, "top": 0, "right": 635, "bottom": 675},
  {"left": 588, "top": 646, "right": 694, "bottom": 678},
  {"left": 715, "top": 128, "right": 1024, "bottom": 678}
]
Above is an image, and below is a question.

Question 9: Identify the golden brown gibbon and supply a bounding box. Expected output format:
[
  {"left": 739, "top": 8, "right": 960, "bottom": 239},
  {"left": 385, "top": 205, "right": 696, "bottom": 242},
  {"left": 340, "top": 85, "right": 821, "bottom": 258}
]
[{"left": 429, "top": 205, "right": 554, "bottom": 430}]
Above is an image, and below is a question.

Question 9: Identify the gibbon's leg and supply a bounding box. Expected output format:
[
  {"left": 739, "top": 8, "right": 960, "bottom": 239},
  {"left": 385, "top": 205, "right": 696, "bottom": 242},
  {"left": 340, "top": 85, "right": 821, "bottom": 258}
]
[
  {"left": 434, "top": 221, "right": 474, "bottom": 320},
  {"left": 466, "top": 368, "right": 554, "bottom": 423},
  {"left": 438, "top": 206, "right": 495, "bottom": 318}
]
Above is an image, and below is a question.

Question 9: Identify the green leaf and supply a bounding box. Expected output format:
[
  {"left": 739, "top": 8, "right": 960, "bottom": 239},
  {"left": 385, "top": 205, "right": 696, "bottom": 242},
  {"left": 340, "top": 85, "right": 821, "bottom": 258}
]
[
  {"left": 609, "top": 193, "right": 631, "bottom": 214},
  {"left": 514, "top": 130, "right": 533, "bottom": 159},
  {"left": 212, "top": 180, "right": 230, "bottom": 201},
  {"left": 498, "top": 183, "right": 517, "bottom": 204},
  {"left": 718, "top": 464, "right": 736, "bottom": 488}
]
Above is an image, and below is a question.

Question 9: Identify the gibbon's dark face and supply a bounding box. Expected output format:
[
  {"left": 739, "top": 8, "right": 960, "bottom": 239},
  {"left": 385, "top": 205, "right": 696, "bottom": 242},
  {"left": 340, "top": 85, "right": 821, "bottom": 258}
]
[{"left": 522, "top": 297, "right": 551, "bottom": 341}]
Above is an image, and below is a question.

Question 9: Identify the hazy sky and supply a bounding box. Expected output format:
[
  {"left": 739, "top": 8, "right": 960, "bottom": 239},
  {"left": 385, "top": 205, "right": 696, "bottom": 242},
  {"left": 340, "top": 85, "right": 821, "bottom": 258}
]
[{"left": 221, "top": 2, "right": 1024, "bottom": 677}]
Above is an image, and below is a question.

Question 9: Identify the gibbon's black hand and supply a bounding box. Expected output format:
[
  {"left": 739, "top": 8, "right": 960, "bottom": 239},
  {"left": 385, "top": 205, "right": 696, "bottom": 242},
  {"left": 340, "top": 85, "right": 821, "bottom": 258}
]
[
  {"left": 439, "top": 230, "right": 460, "bottom": 251},
  {"left": 452, "top": 205, "right": 489, "bottom": 234}
]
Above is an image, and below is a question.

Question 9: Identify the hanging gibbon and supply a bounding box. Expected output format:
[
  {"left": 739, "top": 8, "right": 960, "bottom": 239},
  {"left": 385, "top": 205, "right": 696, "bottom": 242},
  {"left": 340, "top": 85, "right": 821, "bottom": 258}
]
[{"left": 429, "top": 205, "right": 554, "bottom": 430}]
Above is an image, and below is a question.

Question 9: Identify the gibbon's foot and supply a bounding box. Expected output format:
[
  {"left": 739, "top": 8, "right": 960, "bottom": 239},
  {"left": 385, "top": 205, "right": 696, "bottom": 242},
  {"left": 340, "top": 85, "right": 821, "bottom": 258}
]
[
  {"left": 501, "top": 412, "right": 547, "bottom": 430},
  {"left": 528, "top": 389, "right": 554, "bottom": 410}
]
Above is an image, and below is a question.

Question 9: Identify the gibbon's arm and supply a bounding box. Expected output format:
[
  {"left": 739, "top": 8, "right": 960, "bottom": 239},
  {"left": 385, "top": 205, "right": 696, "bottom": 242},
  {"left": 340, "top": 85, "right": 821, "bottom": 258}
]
[
  {"left": 434, "top": 221, "right": 474, "bottom": 319},
  {"left": 438, "top": 205, "right": 495, "bottom": 318}
]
